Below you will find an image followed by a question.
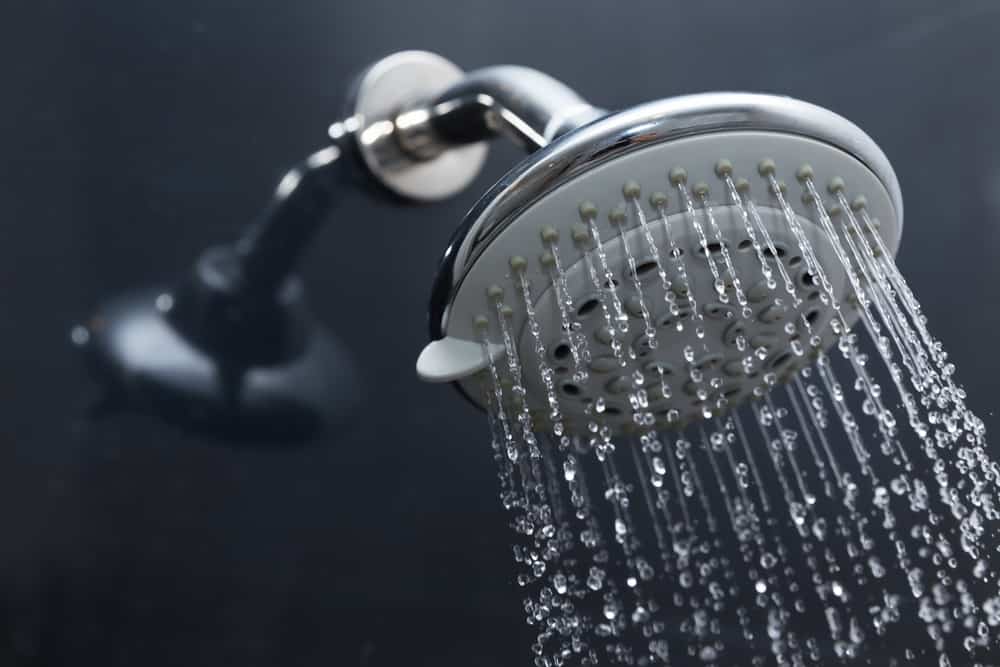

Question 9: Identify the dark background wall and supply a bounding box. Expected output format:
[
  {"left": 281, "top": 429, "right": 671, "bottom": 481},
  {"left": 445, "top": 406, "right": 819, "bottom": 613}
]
[{"left": 2, "top": 1, "right": 999, "bottom": 665}]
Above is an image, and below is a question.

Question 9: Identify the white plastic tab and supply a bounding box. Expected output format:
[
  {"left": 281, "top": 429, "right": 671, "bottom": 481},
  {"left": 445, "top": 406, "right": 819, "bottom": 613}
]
[{"left": 416, "top": 336, "right": 504, "bottom": 383}]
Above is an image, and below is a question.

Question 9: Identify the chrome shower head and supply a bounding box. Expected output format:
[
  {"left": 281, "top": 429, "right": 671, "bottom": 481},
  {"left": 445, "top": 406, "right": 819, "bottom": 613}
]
[{"left": 407, "top": 64, "right": 903, "bottom": 437}]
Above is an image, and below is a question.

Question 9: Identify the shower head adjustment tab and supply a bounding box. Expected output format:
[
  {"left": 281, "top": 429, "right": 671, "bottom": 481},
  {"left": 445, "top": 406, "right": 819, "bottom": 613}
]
[{"left": 416, "top": 336, "right": 503, "bottom": 383}]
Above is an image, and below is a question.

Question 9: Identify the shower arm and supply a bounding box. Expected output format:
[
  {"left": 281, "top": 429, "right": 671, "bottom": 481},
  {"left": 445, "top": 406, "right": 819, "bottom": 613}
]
[{"left": 391, "top": 66, "right": 605, "bottom": 153}]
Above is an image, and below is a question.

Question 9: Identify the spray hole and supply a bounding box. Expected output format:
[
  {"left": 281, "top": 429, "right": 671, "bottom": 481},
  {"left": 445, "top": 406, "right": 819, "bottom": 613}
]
[
  {"left": 805, "top": 309, "right": 820, "bottom": 324},
  {"left": 763, "top": 245, "right": 787, "bottom": 259},
  {"left": 632, "top": 260, "right": 658, "bottom": 278},
  {"left": 704, "top": 303, "right": 735, "bottom": 320},
  {"left": 769, "top": 351, "right": 793, "bottom": 369},
  {"left": 723, "top": 322, "right": 747, "bottom": 347},
  {"left": 594, "top": 326, "right": 614, "bottom": 345},
  {"left": 553, "top": 343, "right": 572, "bottom": 360},
  {"left": 603, "top": 405, "right": 623, "bottom": 416},
  {"left": 624, "top": 296, "right": 645, "bottom": 318},
  {"left": 712, "top": 385, "right": 741, "bottom": 401},
  {"left": 698, "top": 241, "right": 727, "bottom": 256},
  {"left": 807, "top": 291, "right": 821, "bottom": 302},
  {"left": 645, "top": 360, "right": 674, "bottom": 375},
  {"left": 694, "top": 354, "right": 724, "bottom": 371},
  {"left": 561, "top": 383, "right": 582, "bottom": 396},
  {"left": 554, "top": 366, "right": 570, "bottom": 375},
  {"left": 788, "top": 255, "right": 802, "bottom": 267},
  {"left": 635, "top": 333, "right": 660, "bottom": 359},
  {"left": 800, "top": 271, "right": 817, "bottom": 288},
  {"left": 577, "top": 298, "right": 600, "bottom": 317},
  {"left": 737, "top": 239, "right": 753, "bottom": 251}
]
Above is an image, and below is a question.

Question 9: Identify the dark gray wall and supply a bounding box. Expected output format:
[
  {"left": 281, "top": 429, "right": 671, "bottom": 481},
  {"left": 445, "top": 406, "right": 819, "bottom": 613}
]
[{"left": 1, "top": 1, "right": 999, "bottom": 665}]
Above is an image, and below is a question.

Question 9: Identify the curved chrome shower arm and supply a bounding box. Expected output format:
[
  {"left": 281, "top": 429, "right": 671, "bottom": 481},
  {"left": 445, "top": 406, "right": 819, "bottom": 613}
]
[{"left": 395, "top": 66, "right": 606, "bottom": 155}]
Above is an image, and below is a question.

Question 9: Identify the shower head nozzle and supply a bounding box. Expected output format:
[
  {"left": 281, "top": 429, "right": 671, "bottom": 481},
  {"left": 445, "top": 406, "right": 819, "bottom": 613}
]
[{"left": 412, "top": 70, "right": 903, "bottom": 437}]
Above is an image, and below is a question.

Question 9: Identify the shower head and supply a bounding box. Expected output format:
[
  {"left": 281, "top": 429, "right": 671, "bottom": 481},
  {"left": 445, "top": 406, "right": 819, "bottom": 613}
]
[{"left": 409, "top": 70, "right": 903, "bottom": 437}]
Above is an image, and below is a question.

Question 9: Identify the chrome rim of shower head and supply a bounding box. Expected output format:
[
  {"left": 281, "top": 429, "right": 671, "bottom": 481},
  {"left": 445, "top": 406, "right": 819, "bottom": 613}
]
[
  {"left": 403, "top": 66, "right": 901, "bottom": 436},
  {"left": 332, "top": 51, "right": 903, "bottom": 434}
]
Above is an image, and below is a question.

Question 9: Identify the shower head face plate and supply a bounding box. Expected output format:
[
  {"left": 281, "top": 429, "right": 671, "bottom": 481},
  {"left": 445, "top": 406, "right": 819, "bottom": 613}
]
[
  {"left": 518, "top": 202, "right": 841, "bottom": 432},
  {"left": 418, "top": 94, "right": 902, "bottom": 435}
]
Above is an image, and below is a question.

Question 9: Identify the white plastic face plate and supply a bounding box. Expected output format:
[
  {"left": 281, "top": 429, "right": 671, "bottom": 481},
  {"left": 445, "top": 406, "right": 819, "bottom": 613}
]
[{"left": 440, "top": 131, "right": 899, "bottom": 435}]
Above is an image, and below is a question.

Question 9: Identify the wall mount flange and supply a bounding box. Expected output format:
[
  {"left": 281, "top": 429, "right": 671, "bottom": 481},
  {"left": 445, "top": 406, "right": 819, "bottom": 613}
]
[{"left": 336, "top": 50, "right": 490, "bottom": 202}]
